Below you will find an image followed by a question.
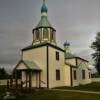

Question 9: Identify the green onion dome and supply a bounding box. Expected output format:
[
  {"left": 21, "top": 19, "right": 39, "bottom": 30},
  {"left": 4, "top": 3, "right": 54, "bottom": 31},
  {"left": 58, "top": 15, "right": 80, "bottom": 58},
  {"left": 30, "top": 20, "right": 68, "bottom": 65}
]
[
  {"left": 41, "top": 1, "right": 48, "bottom": 13},
  {"left": 64, "top": 40, "right": 70, "bottom": 46}
]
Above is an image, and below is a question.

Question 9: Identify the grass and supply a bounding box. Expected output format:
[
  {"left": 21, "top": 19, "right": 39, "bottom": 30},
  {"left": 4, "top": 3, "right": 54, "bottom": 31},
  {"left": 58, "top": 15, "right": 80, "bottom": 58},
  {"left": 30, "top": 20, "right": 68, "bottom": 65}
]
[
  {"left": 54, "top": 82, "right": 100, "bottom": 92},
  {"left": 0, "top": 82, "right": 100, "bottom": 100},
  {"left": 0, "top": 86, "right": 7, "bottom": 99},
  {"left": 15, "top": 90, "right": 100, "bottom": 100}
]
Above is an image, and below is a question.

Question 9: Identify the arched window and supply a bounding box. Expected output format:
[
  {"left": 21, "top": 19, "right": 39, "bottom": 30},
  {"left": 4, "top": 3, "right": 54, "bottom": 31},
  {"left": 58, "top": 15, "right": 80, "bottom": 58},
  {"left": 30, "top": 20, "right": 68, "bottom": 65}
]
[
  {"left": 43, "top": 28, "right": 48, "bottom": 39},
  {"left": 53, "top": 31, "right": 56, "bottom": 41},
  {"left": 50, "top": 30, "right": 53, "bottom": 40},
  {"left": 33, "top": 30, "right": 35, "bottom": 41},
  {"left": 51, "top": 30, "right": 55, "bottom": 41},
  {"left": 36, "top": 30, "right": 39, "bottom": 40}
]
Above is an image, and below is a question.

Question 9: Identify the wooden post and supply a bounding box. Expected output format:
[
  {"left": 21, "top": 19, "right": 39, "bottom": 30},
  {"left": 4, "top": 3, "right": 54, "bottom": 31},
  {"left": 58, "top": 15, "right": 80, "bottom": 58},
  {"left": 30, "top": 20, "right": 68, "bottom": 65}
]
[
  {"left": 7, "top": 80, "right": 9, "bottom": 90},
  {"left": 29, "top": 70, "right": 32, "bottom": 90},
  {"left": 10, "top": 78, "right": 13, "bottom": 88},
  {"left": 26, "top": 70, "right": 28, "bottom": 89},
  {"left": 36, "top": 71, "right": 38, "bottom": 88},
  {"left": 39, "top": 71, "right": 41, "bottom": 88},
  {"left": 15, "top": 70, "right": 18, "bottom": 89},
  {"left": 21, "top": 81, "right": 23, "bottom": 90}
]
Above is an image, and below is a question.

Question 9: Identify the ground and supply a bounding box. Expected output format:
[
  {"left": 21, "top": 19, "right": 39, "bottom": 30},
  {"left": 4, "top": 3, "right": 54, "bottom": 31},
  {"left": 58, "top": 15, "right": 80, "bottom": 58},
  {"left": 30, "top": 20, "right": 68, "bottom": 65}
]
[
  {"left": 0, "top": 82, "right": 100, "bottom": 100},
  {"left": 54, "top": 82, "right": 100, "bottom": 92},
  {"left": 12, "top": 90, "right": 100, "bottom": 100}
]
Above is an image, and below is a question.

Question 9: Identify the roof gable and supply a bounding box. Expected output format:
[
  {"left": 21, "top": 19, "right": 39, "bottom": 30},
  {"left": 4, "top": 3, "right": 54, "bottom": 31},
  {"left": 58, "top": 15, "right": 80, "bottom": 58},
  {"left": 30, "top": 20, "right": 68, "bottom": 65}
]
[
  {"left": 15, "top": 60, "right": 41, "bottom": 71},
  {"left": 23, "top": 60, "right": 41, "bottom": 70}
]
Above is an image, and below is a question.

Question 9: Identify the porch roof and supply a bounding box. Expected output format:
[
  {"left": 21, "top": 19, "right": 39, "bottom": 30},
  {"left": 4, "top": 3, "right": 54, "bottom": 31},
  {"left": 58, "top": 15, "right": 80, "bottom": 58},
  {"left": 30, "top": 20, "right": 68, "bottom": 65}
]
[{"left": 22, "top": 60, "right": 41, "bottom": 71}]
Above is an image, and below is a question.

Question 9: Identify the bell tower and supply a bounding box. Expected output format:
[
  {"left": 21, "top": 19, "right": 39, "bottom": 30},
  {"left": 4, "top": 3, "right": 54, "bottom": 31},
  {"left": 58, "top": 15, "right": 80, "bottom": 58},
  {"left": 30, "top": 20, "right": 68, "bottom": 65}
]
[{"left": 32, "top": 0, "right": 56, "bottom": 45}]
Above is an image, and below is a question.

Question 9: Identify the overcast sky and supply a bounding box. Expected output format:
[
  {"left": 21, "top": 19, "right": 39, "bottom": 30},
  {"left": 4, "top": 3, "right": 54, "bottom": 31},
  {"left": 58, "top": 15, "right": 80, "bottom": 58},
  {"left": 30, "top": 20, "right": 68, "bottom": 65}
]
[{"left": 0, "top": 0, "right": 100, "bottom": 65}]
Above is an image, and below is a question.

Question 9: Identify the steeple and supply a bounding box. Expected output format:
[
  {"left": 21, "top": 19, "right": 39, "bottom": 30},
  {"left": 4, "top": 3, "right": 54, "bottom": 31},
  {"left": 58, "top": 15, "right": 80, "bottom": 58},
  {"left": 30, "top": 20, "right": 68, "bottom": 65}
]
[
  {"left": 36, "top": 0, "right": 51, "bottom": 28},
  {"left": 32, "top": 0, "right": 56, "bottom": 45}
]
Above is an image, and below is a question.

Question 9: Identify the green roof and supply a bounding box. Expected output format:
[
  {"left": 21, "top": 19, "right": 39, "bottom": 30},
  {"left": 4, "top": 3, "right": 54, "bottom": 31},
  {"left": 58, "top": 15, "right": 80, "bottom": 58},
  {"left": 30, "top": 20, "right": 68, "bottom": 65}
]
[
  {"left": 65, "top": 52, "right": 75, "bottom": 59},
  {"left": 23, "top": 60, "right": 41, "bottom": 70},
  {"left": 65, "top": 53, "right": 88, "bottom": 62},
  {"left": 36, "top": 16, "right": 52, "bottom": 28}
]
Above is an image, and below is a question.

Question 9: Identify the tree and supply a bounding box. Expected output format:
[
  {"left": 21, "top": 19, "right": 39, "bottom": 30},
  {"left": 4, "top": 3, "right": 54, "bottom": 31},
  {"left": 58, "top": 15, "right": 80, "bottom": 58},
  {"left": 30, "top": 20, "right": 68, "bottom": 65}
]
[
  {"left": 0, "top": 68, "right": 6, "bottom": 75},
  {"left": 0, "top": 67, "right": 9, "bottom": 79},
  {"left": 91, "top": 32, "right": 100, "bottom": 74}
]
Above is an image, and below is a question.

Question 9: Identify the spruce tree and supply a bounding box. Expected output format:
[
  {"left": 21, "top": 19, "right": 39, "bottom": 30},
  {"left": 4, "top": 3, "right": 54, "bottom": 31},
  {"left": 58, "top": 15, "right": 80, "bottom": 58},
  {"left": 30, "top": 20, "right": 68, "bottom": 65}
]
[{"left": 91, "top": 32, "right": 100, "bottom": 74}]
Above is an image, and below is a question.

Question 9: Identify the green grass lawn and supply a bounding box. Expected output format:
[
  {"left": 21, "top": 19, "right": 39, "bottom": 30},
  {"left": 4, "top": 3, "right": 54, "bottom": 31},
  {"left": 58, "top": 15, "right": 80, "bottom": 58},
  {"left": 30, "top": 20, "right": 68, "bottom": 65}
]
[
  {"left": 0, "top": 82, "right": 100, "bottom": 100},
  {"left": 15, "top": 90, "right": 100, "bottom": 100},
  {"left": 55, "top": 82, "right": 100, "bottom": 92},
  {"left": 0, "top": 86, "right": 7, "bottom": 100}
]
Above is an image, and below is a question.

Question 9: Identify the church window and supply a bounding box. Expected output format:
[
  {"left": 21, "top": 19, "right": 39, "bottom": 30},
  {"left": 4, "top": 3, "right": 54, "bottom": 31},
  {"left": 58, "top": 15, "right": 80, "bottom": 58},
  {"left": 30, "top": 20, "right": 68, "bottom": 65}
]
[
  {"left": 56, "top": 70, "right": 60, "bottom": 80},
  {"left": 33, "top": 31, "right": 35, "bottom": 41},
  {"left": 51, "top": 30, "right": 54, "bottom": 40},
  {"left": 56, "top": 51, "right": 59, "bottom": 61},
  {"left": 36, "top": 30, "right": 39, "bottom": 40},
  {"left": 82, "top": 70, "right": 85, "bottom": 79},
  {"left": 43, "top": 28, "right": 48, "bottom": 39},
  {"left": 73, "top": 70, "right": 77, "bottom": 80},
  {"left": 51, "top": 30, "right": 56, "bottom": 41},
  {"left": 51, "top": 32, "right": 53, "bottom": 40},
  {"left": 53, "top": 31, "right": 55, "bottom": 40}
]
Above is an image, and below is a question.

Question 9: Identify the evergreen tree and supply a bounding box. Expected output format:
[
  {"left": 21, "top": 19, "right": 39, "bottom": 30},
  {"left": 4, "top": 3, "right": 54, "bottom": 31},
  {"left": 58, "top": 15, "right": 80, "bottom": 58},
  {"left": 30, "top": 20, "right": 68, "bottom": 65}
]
[
  {"left": 91, "top": 32, "right": 100, "bottom": 74},
  {"left": 0, "top": 67, "right": 8, "bottom": 79}
]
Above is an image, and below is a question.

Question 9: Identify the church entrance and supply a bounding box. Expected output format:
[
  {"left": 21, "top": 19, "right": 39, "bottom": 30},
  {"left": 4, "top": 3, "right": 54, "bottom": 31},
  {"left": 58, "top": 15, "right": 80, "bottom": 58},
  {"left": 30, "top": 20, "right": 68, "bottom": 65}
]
[
  {"left": 12, "top": 60, "right": 42, "bottom": 90},
  {"left": 13, "top": 69, "right": 41, "bottom": 90}
]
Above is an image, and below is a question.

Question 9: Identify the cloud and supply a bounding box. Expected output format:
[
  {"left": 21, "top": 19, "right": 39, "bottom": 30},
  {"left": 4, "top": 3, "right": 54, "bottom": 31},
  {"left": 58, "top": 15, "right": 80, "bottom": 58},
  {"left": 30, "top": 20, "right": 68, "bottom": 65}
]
[{"left": 0, "top": 0, "right": 100, "bottom": 65}]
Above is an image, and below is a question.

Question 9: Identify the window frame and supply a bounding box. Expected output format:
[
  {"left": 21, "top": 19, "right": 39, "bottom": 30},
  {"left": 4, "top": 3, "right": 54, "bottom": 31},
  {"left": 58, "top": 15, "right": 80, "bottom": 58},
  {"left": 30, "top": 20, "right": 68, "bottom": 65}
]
[
  {"left": 56, "top": 51, "right": 59, "bottom": 61},
  {"left": 82, "top": 70, "right": 85, "bottom": 79},
  {"left": 73, "top": 70, "right": 77, "bottom": 80},
  {"left": 35, "top": 30, "right": 40, "bottom": 40},
  {"left": 43, "top": 28, "right": 48, "bottom": 39},
  {"left": 56, "top": 70, "right": 60, "bottom": 80},
  {"left": 50, "top": 30, "right": 55, "bottom": 41}
]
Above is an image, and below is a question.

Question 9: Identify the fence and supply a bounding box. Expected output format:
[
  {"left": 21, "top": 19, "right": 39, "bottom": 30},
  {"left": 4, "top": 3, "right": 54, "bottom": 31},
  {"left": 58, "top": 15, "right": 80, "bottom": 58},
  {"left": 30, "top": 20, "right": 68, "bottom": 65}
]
[
  {"left": 92, "top": 78, "right": 100, "bottom": 82},
  {"left": 0, "top": 79, "right": 21, "bottom": 86},
  {"left": 0, "top": 80, "right": 7, "bottom": 85}
]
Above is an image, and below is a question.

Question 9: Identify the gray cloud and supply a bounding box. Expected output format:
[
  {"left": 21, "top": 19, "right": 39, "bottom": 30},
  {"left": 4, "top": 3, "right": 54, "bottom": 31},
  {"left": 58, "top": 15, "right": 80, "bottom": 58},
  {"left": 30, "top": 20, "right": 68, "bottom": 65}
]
[{"left": 0, "top": 0, "right": 100, "bottom": 65}]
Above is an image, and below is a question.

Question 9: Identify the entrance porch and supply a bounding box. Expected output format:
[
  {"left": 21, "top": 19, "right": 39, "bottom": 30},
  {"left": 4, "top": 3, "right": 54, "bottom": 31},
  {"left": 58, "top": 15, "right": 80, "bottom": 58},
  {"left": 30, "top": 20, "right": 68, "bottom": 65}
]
[{"left": 13, "top": 60, "right": 42, "bottom": 89}]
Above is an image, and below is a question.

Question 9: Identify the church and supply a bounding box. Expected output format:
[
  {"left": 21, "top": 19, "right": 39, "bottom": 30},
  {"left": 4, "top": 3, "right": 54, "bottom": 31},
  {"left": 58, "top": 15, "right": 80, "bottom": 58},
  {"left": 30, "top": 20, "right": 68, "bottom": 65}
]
[{"left": 14, "top": 0, "right": 91, "bottom": 89}]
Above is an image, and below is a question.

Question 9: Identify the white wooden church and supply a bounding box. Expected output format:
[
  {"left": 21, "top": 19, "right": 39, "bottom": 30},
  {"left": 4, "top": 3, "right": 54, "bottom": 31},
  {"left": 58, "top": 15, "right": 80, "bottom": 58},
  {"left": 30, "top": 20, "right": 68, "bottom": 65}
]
[{"left": 14, "top": 0, "right": 91, "bottom": 89}]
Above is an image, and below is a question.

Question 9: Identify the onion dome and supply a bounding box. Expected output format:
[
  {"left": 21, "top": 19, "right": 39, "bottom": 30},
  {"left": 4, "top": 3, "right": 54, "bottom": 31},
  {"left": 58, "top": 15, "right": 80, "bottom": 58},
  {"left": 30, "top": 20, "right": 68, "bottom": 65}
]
[
  {"left": 64, "top": 40, "right": 70, "bottom": 46},
  {"left": 36, "top": 0, "right": 52, "bottom": 28},
  {"left": 41, "top": 0, "right": 48, "bottom": 13}
]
